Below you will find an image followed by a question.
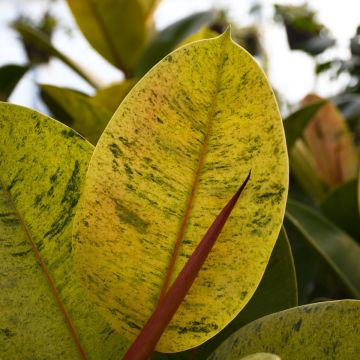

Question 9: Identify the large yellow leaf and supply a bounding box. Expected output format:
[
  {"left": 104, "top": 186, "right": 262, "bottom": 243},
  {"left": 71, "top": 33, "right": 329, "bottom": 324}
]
[
  {"left": 73, "top": 31, "right": 288, "bottom": 352},
  {"left": 67, "top": 0, "right": 147, "bottom": 74},
  {"left": 0, "top": 103, "right": 130, "bottom": 358}
]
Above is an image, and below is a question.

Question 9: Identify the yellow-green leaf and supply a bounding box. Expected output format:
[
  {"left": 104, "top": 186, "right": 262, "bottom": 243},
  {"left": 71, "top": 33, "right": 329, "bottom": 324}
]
[
  {"left": 67, "top": 0, "right": 147, "bottom": 75},
  {"left": 177, "top": 26, "right": 219, "bottom": 48},
  {"left": 240, "top": 354, "right": 281, "bottom": 360},
  {"left": 92, "top": 79, "right": 137, "bottom": 113},
  {"left": 73, "top": 31, "right": 288, "bottom": 352},
  {"left": 0, "top": 102, "right": 129, "bottom": 358},
  {"left": 208, "top": 300, "right": 360, "bottom": 360},
  {"left": 40, "top": 84, "right": 112, "bottom": 144}
]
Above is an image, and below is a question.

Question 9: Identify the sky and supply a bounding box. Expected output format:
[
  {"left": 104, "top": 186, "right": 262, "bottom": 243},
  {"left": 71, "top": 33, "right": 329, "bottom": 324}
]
[{"left": 0, "top": 0, "right": 359, "bottom": 110}]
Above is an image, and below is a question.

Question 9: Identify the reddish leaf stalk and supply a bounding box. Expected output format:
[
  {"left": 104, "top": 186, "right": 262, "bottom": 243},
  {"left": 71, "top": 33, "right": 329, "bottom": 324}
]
[{"left": 122, "top": 170, "right": 251, "bottom": 360}]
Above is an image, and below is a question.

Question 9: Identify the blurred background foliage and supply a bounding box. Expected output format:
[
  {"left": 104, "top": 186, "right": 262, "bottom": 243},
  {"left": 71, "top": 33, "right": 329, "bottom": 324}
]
[{"left": 0, "top": 0, "right": 359, "bottom": 308}]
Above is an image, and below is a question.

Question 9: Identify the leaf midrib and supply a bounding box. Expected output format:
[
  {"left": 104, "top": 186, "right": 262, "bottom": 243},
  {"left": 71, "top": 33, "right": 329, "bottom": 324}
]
[
  {"left": 0, "top": 180, "right": 88, "bottom": 359},
  {"left": 158, "top": 35, "right": 230, "bottom": 301}
]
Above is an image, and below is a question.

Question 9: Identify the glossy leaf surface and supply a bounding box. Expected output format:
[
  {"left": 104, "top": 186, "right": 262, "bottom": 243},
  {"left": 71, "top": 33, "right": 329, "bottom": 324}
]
[
  {"left": 41, "top": 84, "right": 111, "bottom": 144},
  {"left": 152, "top": 228, "right": 297, "bottom": 359},
  {"left": 0, "top": 103, "right": 129, "bottom": 359},
  {"left": 208, "top": 300, "right": 360, "bottom": 360},
  {"left": 74, "top": 32, "right": 288, "bottom": 352},
  {"left": 0, "top": 64, "right": 29, "bottom": 101},
  {"left": 67, "top": 0, "right": 147, "bottom": 75},
  {"left": 286, "top": 199, "right": 360, "bottom": 298}
]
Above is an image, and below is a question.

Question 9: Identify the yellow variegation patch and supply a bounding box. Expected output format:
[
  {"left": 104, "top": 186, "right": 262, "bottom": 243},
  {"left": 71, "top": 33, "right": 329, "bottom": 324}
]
[{"left": 73, "top": 30, "right": 288, "bottom": 352}]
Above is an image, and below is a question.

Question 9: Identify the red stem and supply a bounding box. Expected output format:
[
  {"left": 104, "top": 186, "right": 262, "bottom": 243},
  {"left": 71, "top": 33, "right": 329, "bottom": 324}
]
[{"left": 122, "top": 170, "right": 251, "bottom": 360}]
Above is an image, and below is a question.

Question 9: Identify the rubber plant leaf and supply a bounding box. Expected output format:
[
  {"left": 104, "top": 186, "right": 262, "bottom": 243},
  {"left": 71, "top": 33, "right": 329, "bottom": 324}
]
[
  {"left": 0, "top": 64, "right": 29, "bottom": 101},
  {"left": 208, "top": 300, "right": 360, "bottom": 360},
  {"left": 12, "top": 21, "right": 98, "bottom": 88},
  {"left": 0, "top": 103, "right": 130, "bottom": 359},
  {"left": 151, "top": 227, "right": 297, "bottom": 360},
  {"left": 286, "top": 199, "right": 360, "bottom": 298},
  {"left": 40, "top": 84, "right": 112, "bottom": 145},
  {"left": 92, "top": 79, "right": 137, "bottom": 114},
  {"left": 67, "top": 0, "right": 147, "bottom": 76},
  {"left": 135, "top": 11, "right": 214, "bottom": 77},
  {"left": 283, "top": 99, "right": 326, "bottom": 150},
  {"left": 124, "top": 171, "right": 251, "bottom": 359},
  {"left": 73, "top": 30, "right": 288, "bottom": 353}
]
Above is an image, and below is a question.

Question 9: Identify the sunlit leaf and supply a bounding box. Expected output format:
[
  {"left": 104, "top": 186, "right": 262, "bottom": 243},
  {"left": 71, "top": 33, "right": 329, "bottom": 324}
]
[
  {"left": 286, "top": 199, "right": 360, "bottom": 298},
  {"left": 240, "top": 354, "right": 281, "bottom": 360},
  {"left": 40, "top": 84, "right": 112, "bottom": 144},
  {"left": 67, "top": 0, "right": 147, "bottom": 75},
  {"left": 0, "top": 102, "right": 129, "bottom": 358},
  {"left": 73, "top": 31, "right": 288, "bottom": 352},
  {"left": 153, "top": 228, "right": 297, "bottom": 359},
  {"left": 0, "top": 64, "right": 29, "bottom": 101},
  {"left": 124, "top": 172, "right": 251, "bottom": 359},
  {"left": 208, "top": 300, "right": 360, "bottom": 359}
]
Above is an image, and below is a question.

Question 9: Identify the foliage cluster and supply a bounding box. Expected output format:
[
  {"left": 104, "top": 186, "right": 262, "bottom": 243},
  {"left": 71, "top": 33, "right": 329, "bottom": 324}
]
[{"left": 0, "top": 1, "right": 359, "bottom": 359}]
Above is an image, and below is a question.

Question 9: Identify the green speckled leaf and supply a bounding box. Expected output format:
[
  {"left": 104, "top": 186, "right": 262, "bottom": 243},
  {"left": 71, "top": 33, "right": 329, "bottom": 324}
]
[
  {"left": 208, "top": 300, "right": 360, "bottom": 360},
  {"left": 240, "top": 354, "right": 281, "bottom": 360},
  {"left": 40, "top": 84, "right": 112, "bottom": 144},
  {"left": 74, "top": 31, "right": 288, "bottom": 352},
  {"left": 0, "top": 102, "right": 129, "bottom": 359},
  {"left": 151, "top": 228, "right": 296, "bottom": 360}
]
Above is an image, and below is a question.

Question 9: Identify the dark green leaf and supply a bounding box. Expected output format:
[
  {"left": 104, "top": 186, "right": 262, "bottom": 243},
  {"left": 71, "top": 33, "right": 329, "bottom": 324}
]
[
  {"left": 13, "top": 22, "right": 98, "bottom": 88},
  {"left": 286, "top": 199, "right": 360, "bottom": 298},
  {"left": 0, "top": 64, "right": 29, "bottom": 101},
  {"left": 135, "top": 11, "right": 214, "bottom": 77},
  {"left": 321, "top": 180, "right": 360, "bottom": 241},
  {"left": 283, "top": 100, "right": 327, "bottom": 150}
]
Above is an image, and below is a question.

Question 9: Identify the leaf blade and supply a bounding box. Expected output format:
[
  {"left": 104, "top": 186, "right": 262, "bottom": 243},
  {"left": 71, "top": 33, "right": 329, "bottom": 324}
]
[
  {"left": 74, "top": 31, "right": 288, "bottom": 352},
  {"left": 0, "top": 102, "right": 130, "bottom": 358},
  {"left": 208, "top": 300, "right": 360, "bottom": 359}
]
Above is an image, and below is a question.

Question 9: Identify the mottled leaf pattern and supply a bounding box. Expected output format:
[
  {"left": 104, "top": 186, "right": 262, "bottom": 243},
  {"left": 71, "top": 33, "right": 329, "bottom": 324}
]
[
  {"left": 73, "top": 31, "right": 288, "bottom": 352},
  {"left": 208, "top": 300, "right": 360, "bottom": 360},
  {"left": 0, "top": 103, "right": 129, "bottom": 359}
]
